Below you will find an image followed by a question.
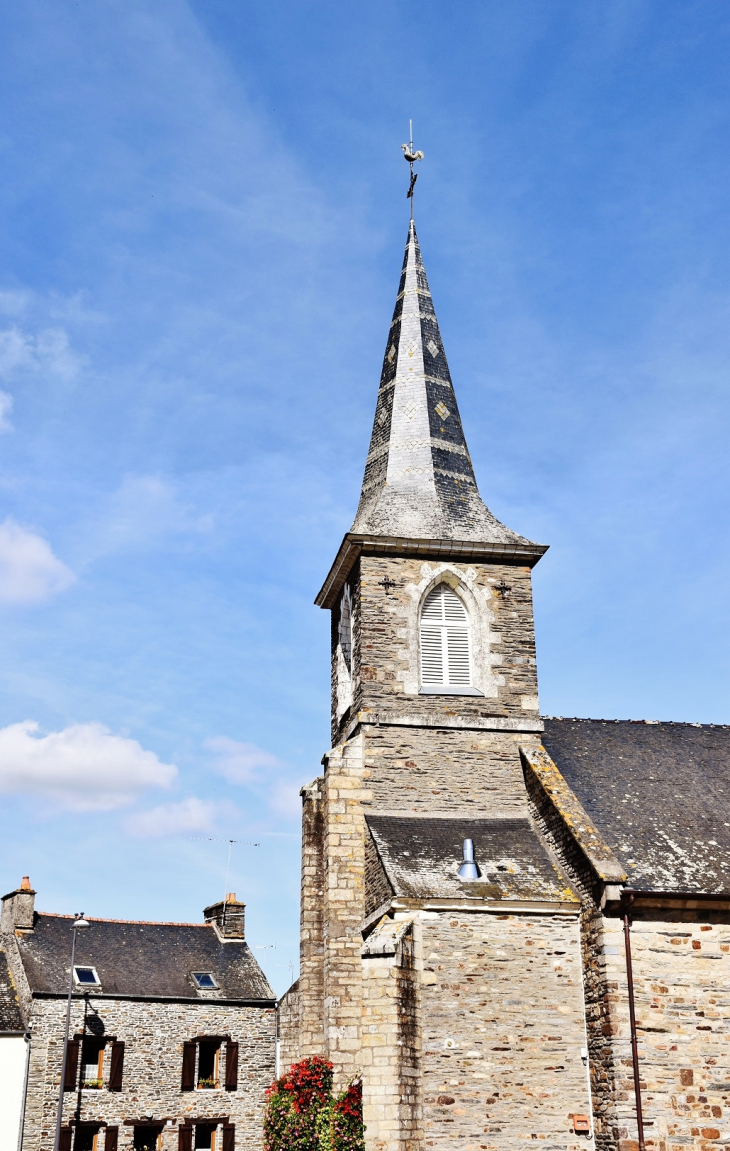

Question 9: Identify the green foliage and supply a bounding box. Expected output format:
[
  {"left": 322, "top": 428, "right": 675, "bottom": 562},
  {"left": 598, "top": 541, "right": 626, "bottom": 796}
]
[{"left": 264, "top": 1057, "right": 364, "bottom": 1151}]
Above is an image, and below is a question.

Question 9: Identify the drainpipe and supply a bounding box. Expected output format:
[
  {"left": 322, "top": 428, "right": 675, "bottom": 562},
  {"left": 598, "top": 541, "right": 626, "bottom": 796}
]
[{"left": 622, "top": 894, "right": 645, "bottom": 1151}]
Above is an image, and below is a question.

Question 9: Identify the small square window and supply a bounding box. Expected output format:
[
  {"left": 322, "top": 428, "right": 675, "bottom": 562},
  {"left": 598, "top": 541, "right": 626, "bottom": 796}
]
[
  {"left": 74, "top": 966, "right": 100, "bottom": 986},
  {"left": 192, "top": 972, "right": 217, "bottom": 989}
]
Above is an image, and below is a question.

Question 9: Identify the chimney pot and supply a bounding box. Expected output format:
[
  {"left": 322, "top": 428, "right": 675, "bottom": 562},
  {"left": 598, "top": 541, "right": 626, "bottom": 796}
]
[{"left": 20, "top": 876, "right": 31, "bottom": 891}]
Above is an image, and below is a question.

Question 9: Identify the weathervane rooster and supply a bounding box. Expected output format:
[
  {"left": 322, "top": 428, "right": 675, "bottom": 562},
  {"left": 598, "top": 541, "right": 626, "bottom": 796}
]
[{"left": 402, "top": 120, "right": 424, "bottom": 214}]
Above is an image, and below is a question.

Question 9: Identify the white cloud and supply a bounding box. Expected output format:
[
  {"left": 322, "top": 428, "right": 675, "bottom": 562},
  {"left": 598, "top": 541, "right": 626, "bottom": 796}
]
[
  {"left": 0, "top": 324, "right": 85, "bottom": 382},
  {"left": 0, "top": 721, "right": 177, "bottom": 812},
  {"left": 0, "top": 518, "right": 75, "bottom": 603},
  {"left": 206, "top": 736, "right": 281, "bottom": 784},
  {"left": 124, "top": 796, "right": 216, "bottom": 838}
]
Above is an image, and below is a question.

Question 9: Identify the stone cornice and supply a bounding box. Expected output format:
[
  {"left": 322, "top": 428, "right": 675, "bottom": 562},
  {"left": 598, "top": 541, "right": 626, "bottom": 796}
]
[{"left": 315, "top": 532, "right": 548, "bottom": 609}]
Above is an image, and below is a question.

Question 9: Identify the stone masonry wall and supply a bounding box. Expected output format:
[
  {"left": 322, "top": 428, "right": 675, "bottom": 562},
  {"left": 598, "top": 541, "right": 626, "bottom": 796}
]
[
  {"left": 24, "top": 995, "right": 275, "bottom": 1151},
  {"left": 361, "top": 919, "right": 421, "bottom": 1151},
  {"left": 277, "top": 980, "right": 301, "bottom": 1076},
  {"left": 361, "top": 724, "right": 543, "bottom": 816},
  {"left": 337, "top": 556, "right": 540, "bottom": 741},
  {"left": 299, "top": 779, "right": 325, "bottom": 1059},
  {"left": 420, "top": 910, "right": 594, "bottom": 1151},
  {"left": 600, "top": 915, "right": 730, "bottom": 1151},
  {"left": 322, "top": 735, "right": 370, "bottom": 1089}
]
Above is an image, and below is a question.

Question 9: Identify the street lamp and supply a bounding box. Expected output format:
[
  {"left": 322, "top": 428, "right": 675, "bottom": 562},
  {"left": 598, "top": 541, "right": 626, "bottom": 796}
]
[{"left": 53, "top": 915, "right": 90, "bottom": 1151}]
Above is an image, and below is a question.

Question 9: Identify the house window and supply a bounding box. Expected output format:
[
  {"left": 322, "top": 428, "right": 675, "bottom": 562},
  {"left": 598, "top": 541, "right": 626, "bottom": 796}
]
[
  {"left": 74, "top": 1127, "right": 101, "bottom": 1151},
  {"left": 195, "top": 1125, "right": 217, "bottom": 1151},
  {"left": 133, "top": 1128, "right": 161, "bottom": 1151},
  {"left": 197, "top": 1040, "right": 221, "bottom": 1088},
  {"left": 74, "top": 966, "right": 100, "bottom": 987},
  {"left": 419, "top": 584, "right": 472, "bottom": 690},
  {"left": 192, "top": 972, "right": 217, "bottom": 989},
  {"left": 80, "top": 1038, "right": 105, "bottom": 1089}
]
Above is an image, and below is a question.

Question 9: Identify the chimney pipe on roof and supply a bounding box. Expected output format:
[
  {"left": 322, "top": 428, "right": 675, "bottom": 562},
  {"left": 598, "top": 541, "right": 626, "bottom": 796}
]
[
  {"left": 458, "top": 839, "right": 480, "bottom": 881},
  {"left": 1, "top": 877, "right": 36, "bottom": 933}
]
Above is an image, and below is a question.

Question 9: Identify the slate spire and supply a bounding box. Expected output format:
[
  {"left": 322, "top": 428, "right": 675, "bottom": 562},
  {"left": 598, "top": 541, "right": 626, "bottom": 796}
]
[{"left": 351, "top": 219, "right": 532, "bottom": 546}]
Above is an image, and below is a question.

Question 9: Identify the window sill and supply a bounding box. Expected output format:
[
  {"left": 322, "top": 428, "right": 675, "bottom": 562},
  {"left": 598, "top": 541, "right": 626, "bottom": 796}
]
[{"left": 419, "top": 685, "right": 484, "bottom": 697}]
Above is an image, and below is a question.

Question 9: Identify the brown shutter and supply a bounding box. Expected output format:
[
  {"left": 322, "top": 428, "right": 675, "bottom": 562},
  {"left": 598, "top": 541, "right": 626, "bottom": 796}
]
[
  {"left": 181, "top": 1041, "right": 196, "bottom": 1090},
  {"left": 108, "top": 1042, "right": 125, "bottom": 1091},
  {"left": 105, "top": 1129, "right": 119, "bottom": 1151},
  {"left": 222, "top": 1126, "right": 235, "bottom": 1151},
  {"left": 59, "top": 1131, "right": 73, "bottom": 1151},
  {"left": 225, "top": 1042, "right": 238, "bottom": 1091},
  {"left": 64, "top": 1039, "right": 80, "bottom": 1090},
  {"left": 178, "top": 1128, "right": 193, "bottom": 1151}
]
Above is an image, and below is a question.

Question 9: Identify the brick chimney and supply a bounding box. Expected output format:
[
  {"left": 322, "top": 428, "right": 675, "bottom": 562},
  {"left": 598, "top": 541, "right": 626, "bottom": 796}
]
[
  {"left": 1, "top": 877, "right": 36, "bottom": 933},
  {"left": 203, "top": 892, "right": 245, "bottom": 941}
]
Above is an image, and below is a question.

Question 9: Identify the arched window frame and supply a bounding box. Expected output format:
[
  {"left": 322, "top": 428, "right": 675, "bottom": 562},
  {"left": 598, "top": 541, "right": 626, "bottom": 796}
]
[{"left": 418, "top": 580, "right": 484, "bottom": 697}]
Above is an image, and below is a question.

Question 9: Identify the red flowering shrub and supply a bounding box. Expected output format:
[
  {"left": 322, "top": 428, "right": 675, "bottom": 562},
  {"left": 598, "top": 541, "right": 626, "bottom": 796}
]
[{"left": 264, "top": 1058, "right": 363, "bottom": 1151}]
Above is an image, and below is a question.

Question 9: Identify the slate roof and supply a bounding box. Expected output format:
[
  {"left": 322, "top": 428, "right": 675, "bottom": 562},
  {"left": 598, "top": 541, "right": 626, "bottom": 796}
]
[
  {"left": 14, "top": 915, "right": 275, "bottom": 1002},
  {"left": 0, "top": 947, "right": 23, "bottom": 1030},
  {"left": 365, "top": 814, "right": 577, "bottom": 904},
  {"left": 542, "top": 718, "right": 730, "bottom": 894},
  {"left": 351, "top": 220, "right": 543, "bottom": 549}
]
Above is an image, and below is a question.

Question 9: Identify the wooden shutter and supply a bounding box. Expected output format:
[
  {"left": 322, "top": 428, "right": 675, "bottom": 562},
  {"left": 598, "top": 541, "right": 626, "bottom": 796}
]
[
  {"left": 108, "top": 1042, "right": 125, "bottom": 1091},
  {"left": 178, "top": 1128, "right": 193, "bottom": 1151},
  {"left": 59, "top": 1130, "right": 73, "bottom": 1151},
  {"left": 225, "top": 1041, "right": 239, "bottom": 1091},
  {"left": 64, "top": 1039, "right": 80, "bottom": 1090},
  {"left": 420, "top": 585, "right": 470, "bottom": 688},
  {"left": 105, "top": 1128, "right": 119, "bottom": 1151},
  {"left": 181, "top": 1041, "right": 196, "bottom": 1090},
  {"left": 222, "top": 1126, "right": 235, "bottom": 1151}
]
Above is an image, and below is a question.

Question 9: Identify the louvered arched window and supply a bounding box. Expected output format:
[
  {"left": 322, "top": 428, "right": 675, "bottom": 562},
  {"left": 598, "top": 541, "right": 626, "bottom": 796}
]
[{"left": 419, "top": 584, "right": 472, "bottom": 690}]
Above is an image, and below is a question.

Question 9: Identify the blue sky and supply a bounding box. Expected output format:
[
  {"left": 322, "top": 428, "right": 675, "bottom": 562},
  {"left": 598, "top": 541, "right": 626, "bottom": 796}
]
[{"left": 0, "top": 0, "right": 729, "bottom": 994}]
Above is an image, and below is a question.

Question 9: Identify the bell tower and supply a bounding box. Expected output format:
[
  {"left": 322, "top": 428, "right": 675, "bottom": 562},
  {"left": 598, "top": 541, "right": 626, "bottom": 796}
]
[{"left": 288, "top": 215, "right": 592, "bottom": 1151}]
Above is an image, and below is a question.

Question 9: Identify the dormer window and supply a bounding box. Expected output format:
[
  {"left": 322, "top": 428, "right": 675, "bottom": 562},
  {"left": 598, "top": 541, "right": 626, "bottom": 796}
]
[
  {"left": 192, "top": 972, "right": 218, "bottom": 990},
  {"left": 420, "top": 585, "right": 481, "bottom": 695},
  {"left": 74, "top": 966, "right": 100, "bottom": 987}
]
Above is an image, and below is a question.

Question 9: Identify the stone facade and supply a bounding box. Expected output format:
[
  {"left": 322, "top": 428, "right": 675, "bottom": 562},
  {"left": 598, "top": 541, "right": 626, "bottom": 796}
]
[{"left": 22, "top": 996, "right": 275, "bottom": 1151}]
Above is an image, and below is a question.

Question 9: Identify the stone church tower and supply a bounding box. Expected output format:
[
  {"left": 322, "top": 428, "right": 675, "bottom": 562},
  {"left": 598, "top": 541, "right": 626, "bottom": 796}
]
[{"left": 279, "top": 218, "right": 730, "bottom": 1151}]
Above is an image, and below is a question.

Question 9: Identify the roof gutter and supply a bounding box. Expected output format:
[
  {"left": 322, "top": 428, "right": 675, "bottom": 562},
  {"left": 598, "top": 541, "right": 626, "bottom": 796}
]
[
  {"left": 30, "top": 991, "right": 275, "bottom": 1007},
  {"left": 315, "top": 532, "right": 548, "bottom": 608}
]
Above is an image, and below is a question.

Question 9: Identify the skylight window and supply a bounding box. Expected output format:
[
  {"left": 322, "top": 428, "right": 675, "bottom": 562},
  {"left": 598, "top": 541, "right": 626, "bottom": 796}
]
[
  {"left": 74, "top": 966, "right": 100, "bottom": 986},
  {"left": 192, "top": 972, "right": 218, "bottom": 990}
]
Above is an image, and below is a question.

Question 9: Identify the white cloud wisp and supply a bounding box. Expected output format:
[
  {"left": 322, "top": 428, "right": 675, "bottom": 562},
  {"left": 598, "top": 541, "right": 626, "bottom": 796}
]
[
  {"left": 0, "top": 720, "right": 177, "bottom": 811},
  {"left": 206, "top": 736, "right": 281, "bottom": 784},
  {"left": 0, "top": 518, "right": 75, "bottom": 604},
  {"left": 124, "top": 796, "right": 217, "bottom": 838}
]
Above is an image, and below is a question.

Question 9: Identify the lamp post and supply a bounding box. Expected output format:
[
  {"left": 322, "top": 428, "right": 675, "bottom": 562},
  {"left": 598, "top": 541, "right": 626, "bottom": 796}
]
[{"left": 53, "top": 915, "right": 90, "bottom": 1151}]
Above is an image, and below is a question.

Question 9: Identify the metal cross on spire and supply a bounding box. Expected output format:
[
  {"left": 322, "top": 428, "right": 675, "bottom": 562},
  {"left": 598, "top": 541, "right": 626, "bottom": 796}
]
[{"left": 401, "top": 119, "right": 424, "bottom": 217}]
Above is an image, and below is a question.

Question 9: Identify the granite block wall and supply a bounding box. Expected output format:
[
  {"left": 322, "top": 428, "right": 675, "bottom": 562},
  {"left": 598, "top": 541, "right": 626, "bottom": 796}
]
[
  {"left": 420, "top": 910, "right": 594, "bottom": 1151},
  {"left": 599, "top": 916, "right": 730, "bottom": 1151}
]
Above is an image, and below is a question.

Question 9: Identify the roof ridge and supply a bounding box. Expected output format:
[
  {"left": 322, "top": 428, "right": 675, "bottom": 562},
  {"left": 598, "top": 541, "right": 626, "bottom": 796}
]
[
  {"left": 543, "top": 716, "right": 730, "bottom": 728},
  {"left": 37, "top": 912, "right": 210, "bottom": 928}
]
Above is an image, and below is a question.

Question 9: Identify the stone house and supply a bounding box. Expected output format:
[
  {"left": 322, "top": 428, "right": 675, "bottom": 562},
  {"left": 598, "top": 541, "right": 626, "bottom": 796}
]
[
  {"left": 278, "top": 218, "right": 730, "bottom": 1151},
  {"left": 0, "top": 879, "right": 276, "bottom": 1151}
]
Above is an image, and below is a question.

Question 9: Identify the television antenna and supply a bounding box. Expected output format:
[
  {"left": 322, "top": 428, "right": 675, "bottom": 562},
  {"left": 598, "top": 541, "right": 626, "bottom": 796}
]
[{"left": 188, "top": 837, "right": 260, "bottom": 926}]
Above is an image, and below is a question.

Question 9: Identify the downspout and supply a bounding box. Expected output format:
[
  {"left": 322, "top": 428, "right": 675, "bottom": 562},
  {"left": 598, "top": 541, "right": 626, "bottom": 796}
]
[
  {"left": 17, "top": 1031, "right": 31, "bottom": 1151},
  {"left": 622, "top": 894, "right": 645, "bottom": 1151}
]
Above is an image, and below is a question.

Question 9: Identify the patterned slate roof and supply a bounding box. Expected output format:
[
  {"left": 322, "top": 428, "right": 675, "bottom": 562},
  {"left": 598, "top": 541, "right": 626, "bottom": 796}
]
[
  {"left": 542, "top": 718, "right": 730, "bottom": 894},
  {"left": 14, "top": 914, "right": 275, "bottom": 1001},
  {"left": 0, "top": 946, "right": 23, "bottom": 1030},
  {"left": 351, "top": 220, "right": 541, "bottom": 547},
  {"left": 365, "top": 814, "right": 577, "bottom": 903}
]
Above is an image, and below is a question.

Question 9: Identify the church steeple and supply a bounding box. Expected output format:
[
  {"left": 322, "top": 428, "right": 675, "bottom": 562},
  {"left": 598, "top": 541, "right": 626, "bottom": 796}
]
[
  {"left": 351, "top": 219, "right": 532, "bottom": 546},
  {"left": 316, "top": 217, "right": 546, "bottom": 609}
]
